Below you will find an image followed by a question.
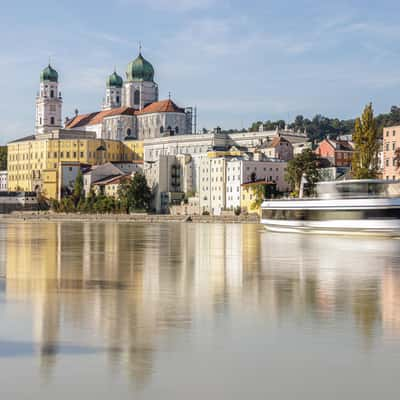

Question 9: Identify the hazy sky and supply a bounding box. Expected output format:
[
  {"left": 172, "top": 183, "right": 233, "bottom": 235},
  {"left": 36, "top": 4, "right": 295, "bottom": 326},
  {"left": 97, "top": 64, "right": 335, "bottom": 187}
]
[{"left": 1, "top": 0, "right": 400, "bottom": 144}]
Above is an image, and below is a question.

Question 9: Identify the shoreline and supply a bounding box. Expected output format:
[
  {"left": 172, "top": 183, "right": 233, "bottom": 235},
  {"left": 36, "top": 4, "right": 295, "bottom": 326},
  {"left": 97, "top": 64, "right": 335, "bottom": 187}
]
[{"left": 0, "top": 211, "right": 260, "bottom": 224}]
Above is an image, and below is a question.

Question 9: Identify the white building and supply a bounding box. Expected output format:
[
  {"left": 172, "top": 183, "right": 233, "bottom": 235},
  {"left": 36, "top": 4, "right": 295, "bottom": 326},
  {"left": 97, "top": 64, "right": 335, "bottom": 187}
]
[
  {"left": 225, "top": 158, "right": 288, "bottom": 211},
  {"left": 65, "top": 51, "right": 193, "bottom": 141},
  {"left": 199, "top": 156, "right": 289, "bottom": 215},
  {"left": 0, "top": 171, "right": 7, "bottom": 192},
  {"left": 144, "top": 155, "right": 188, "bottom": 213}
]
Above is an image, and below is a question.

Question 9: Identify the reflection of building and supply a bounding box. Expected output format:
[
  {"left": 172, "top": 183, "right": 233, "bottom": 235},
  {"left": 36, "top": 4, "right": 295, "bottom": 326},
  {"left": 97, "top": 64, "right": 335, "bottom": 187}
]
[
  {"left": 4, "top": 220, "right": 400, "bottom": 386},
  {"left": 382, "top": 267, "right": 400, "bottom": 337}
]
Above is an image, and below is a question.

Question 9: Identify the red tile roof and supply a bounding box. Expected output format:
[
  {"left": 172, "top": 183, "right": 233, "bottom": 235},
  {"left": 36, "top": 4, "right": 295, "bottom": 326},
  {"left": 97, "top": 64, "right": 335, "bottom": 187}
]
[
  {"left": 137, "top": 99, "right": 185, "bottom": 115},
  {"left": 66, "top": 107, "right": 137, "bottom": 129}
]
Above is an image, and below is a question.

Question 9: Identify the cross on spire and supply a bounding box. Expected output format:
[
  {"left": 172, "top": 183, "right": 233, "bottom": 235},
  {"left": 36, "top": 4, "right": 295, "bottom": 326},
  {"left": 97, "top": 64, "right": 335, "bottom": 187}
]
[
  {"left": 168, "top": 91, "right": 171, "bottom": 100},
  {"left": 139, "top": 41, "right": 142, "bottom": 54}
]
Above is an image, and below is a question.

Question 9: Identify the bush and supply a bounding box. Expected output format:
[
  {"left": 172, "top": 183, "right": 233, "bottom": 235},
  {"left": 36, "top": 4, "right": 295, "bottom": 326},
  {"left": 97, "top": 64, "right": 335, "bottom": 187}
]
[
  {"left": 234, "top": 206, "right": 241, "bottom": 216},
  {"left": 202, "top": 210, "right": 210, "bottom": 216}
]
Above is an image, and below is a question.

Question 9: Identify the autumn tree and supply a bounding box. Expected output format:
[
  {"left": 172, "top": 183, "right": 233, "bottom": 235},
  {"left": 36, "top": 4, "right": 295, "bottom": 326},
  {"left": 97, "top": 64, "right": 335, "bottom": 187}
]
[{"left": 351, "top": 103, "right": 380, "bottom": 179}]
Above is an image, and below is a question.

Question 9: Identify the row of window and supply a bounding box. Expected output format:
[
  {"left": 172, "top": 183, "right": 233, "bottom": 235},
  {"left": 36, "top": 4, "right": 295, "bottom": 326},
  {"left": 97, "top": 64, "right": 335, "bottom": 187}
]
[
  {"left": 385, "top": 142, "right": 397, "bottom": 151},
  {"left": 386, "top": 130, "right": 398, "bottom": 137},
  {"left": 385, "top": 158, "right": 398, "bottom": 167}
]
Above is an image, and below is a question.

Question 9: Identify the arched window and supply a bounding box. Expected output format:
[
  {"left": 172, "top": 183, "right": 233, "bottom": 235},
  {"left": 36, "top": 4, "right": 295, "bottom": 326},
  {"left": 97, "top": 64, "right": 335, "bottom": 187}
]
[
  {"left": 39, "top": 117, "right": 42, "bottom": 125},
  {"left": 127, "top": 128, "right": 132, "bottom": 137},
  {"left": 134, "top": 90, "right": 140, "bottom": 105},
  {"left": 160, "top": 126, "right": 164, "bottom": 134},
  {"left": 50, "top": 117, "right": 55, "bottom": 125},
  {"left": 116, "top": 95, "right": 120, "bottom": 104},
  {"left": 50, "top": 90, "right": 54, "bottom": 98},
  {"left": 175, "top": 126, "right": 179, "bottom": 134}
]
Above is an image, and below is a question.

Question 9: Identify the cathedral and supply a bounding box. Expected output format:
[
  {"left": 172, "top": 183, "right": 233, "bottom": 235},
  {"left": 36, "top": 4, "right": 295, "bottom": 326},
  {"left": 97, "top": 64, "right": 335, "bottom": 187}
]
[{"left": 35, "top": 51, "right": 193, "bottom": 141}]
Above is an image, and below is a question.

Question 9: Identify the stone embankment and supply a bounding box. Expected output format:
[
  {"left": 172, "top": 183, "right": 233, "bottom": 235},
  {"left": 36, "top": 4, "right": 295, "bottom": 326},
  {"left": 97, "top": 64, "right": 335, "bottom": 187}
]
[{"left": 0, "top": 211, "right": 260, "bottom": 224}]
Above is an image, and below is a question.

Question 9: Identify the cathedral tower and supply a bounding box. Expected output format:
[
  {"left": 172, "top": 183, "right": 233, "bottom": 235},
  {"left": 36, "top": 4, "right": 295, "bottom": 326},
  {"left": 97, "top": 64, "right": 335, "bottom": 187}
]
[
  {"left": 123, "top": 51, "right": 158, "bottom": 110},
  {"left": 103, "top": 70, "right": 123, "bottom": 110},
  {"left": 35, "top": 64, "right": 63, "bottom": 135}
]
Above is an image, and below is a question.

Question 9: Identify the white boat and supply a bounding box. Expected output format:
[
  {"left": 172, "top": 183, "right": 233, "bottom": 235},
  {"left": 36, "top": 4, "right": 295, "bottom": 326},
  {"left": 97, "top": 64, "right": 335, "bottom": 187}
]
[{"left": 261, "top": 180, "right": 400, "bottom": 236}]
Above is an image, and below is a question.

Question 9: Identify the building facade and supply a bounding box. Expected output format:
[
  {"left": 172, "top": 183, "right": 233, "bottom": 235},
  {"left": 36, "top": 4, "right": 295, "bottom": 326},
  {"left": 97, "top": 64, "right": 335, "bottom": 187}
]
[
  {"left": 199, "top": 156, "right": 289, "bottom": 215},
  {"left": 315, "top": 138, "right": 354, "bottom": 167},
  {"left": 382, "top": 125, "right": 400, "bottom": 180},
  {"left": 65, "top": 52, "right": 193, "bottom": 140},
  {"left": 0, "top": 171, "right": 7, "bottom": 192}
]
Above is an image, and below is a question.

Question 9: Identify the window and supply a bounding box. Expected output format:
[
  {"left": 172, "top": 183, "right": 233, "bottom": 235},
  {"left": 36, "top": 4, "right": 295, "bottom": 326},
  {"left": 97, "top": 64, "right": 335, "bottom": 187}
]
[
  {"left": 50, "top": 117, "right": 55, "bottom": 125},
  {"left": 160, "top": 126, "right": 164, "bottom": 134},
  {"left": 175, "top": 126, "right": 179, "bottom": 134},
  {"left": 66, "top": 152, "right": 70, "bottom": 158},
  {"left": 393, "top": 143, "right": 396, "bottom": 150},
  {"left": 394, "top": 130, "right": 396, "bottom": 136},
  {"left": 386, "top": 143, "right": 390, "bottom": 151},
  {"left": 50, "top": 90, "right": 54, "bottom": 98},
  {"left": 80, "top": 152, "right": 84, "bottom": 158},
  {"left": 387, "top": 131, "right": 390, "bottom": 137},
  {"left": 73, "top": 152, "right": 77, "bottom": 158},
  {"left": 134, "top": 90, "right": 140, "bottom": 105},
  {"left": 116, "top": 96, "right": 120, "bottom": 103},
  {"left": 127, "top": 128, "right": 132, "bottom": 137}
]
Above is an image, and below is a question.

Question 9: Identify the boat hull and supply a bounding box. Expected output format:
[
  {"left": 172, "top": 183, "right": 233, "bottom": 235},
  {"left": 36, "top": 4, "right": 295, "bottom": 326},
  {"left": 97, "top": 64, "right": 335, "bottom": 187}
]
[{"left": 261, "top": 197, "right": 400, "bottom": 237}]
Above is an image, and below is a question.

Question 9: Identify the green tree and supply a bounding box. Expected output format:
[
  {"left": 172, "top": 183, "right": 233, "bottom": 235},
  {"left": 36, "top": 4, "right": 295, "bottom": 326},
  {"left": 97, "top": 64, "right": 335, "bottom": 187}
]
[
  {"left": 251, "top": 184, "right": 267, "bottom": 211},
  {"left": 351, "top": 103, "right": 380, "bottom": 179},
  {"left": 127, "top": 173, "right": 152, "bottom": 212},
  {"left": 117, "top": 180, "right": 130, "bottom": 214},
  {"left": 285, "top": 149, "right": 320, "bottom": 196},
  {"left": 72, "top": 170, "right": 84, "bottom": 208},
  {"left": 0, "top": 146, "right": 7, "bottom": 170}
]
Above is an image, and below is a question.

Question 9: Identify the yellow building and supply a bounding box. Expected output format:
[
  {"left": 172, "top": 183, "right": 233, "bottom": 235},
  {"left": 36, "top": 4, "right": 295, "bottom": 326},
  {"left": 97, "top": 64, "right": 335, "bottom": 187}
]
[{"left": 7, "top": 129, "right": 143, "bottom": 199}]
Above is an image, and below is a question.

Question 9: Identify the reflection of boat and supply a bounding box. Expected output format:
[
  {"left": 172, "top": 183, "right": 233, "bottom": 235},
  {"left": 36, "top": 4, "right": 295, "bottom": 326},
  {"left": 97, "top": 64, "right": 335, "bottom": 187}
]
[{"left": 261, "top": 180, "right": 400, "bottom": 236}]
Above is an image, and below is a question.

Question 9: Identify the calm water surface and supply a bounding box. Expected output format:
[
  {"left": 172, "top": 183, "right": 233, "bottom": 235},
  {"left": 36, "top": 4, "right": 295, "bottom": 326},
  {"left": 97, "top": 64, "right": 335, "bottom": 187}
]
[{"left": 0, "top": 221, "right": 400, "bottom": 399}]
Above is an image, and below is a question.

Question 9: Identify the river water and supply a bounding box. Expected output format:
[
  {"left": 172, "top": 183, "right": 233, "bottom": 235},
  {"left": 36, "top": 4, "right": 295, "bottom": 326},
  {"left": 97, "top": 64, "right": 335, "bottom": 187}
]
[{"left": 0, "top": 221, "right": 399, "bottom": 399}]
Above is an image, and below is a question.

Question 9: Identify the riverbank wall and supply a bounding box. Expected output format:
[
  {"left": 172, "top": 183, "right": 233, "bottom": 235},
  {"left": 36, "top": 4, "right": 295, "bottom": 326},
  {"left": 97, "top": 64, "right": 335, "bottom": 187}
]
[{"left": 0, "top": 211, "right": 260, "bottom": 224}]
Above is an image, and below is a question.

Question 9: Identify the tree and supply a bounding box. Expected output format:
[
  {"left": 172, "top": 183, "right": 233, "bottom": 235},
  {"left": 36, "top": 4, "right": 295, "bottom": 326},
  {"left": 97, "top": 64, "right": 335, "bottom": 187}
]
[
  {"left": 251, "top": 184, "right": 267, "bottom": 211},
  {"left": 285, "top": 149, "right": 320, "bottom": 196},
  {"left": 127, "top": 173, "right": 152, "bottom": 212},
  {"left": 351, "top": 103, "right": 380, "bottom": 179},
  {"left": 0, "top": 146, "right": 7, "bottom": 170},
  {"left": 72, "top": 170, "right": 84, "bottom": 208}
]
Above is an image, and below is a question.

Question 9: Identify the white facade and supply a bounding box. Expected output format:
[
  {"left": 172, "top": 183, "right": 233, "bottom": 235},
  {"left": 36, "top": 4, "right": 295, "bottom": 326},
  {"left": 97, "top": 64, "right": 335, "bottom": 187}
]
[
  {"left": 103, "top": 115, "right": 137, "bottom": 140},
  {"left": 199, "top": 157, "right": 228, "bottom": 216},
  {"left": 103, "top": 87, "right": 122, "bottom": 110},
  {"left": 198, "top": 157, "right": 289, "bottom": 215},
  {"left": 123, "top": 80, "right": 158, "bottom": 110},
  {"left": 144, "top": 155, "right": 185, "bottom": 213},
  {"left": 0, "top": 171, "right": 7, "bottom": 192},
  {"left": 35, "top": 74, "right": 63, "bottom": 135},
  {"left": 225, "top": 159, "right": 289, "bottom": 211},
  {"left": 137, "top": 112, "right": 189, "bottom": 140}
]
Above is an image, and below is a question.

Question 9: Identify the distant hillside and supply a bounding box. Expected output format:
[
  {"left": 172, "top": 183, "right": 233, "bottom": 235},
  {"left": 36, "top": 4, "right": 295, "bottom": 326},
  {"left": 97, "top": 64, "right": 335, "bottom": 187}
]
[
  {"left": 0, "top": 146, "right": 7, "bottom": 170},
  {"left": 249, "top": 105, "right": 400, "bottom": 144}
]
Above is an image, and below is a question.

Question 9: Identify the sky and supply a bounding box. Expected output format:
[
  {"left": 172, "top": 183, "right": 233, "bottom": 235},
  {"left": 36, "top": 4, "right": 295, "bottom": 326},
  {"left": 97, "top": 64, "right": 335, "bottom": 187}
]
[{"left": 1, "top": 0, "right": 400, "bottom": 144}]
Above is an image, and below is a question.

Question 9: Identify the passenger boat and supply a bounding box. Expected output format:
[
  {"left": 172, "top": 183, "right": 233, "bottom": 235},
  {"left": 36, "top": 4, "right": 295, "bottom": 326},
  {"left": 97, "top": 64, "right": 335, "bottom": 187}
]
[{"left": 261, "top": 180, "right": 400, "bottom": 236}]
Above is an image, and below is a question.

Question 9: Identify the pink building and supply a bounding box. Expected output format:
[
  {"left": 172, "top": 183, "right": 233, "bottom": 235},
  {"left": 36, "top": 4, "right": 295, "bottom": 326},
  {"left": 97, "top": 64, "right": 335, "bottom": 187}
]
[{"left": 382, "top": 125, "right": 400, "bottom": 180}]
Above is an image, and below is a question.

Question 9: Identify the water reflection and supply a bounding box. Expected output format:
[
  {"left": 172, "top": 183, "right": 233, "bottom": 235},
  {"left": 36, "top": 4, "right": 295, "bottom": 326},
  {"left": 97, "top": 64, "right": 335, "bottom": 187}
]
[{"left": 1, "top": 222, "right": 400, "bottom": 388}]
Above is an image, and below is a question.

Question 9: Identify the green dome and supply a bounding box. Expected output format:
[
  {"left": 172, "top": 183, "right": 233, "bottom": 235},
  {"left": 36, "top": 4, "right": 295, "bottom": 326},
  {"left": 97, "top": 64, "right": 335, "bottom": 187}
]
[
  {"left": 40, "top": 64, "right": 58, "bottom": 82},
  {"left": 126, "top": 52, "right": 154, "bottom": 82},
  {"left": 107, "top": 71, "right": 123, "bottom": 88}
]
